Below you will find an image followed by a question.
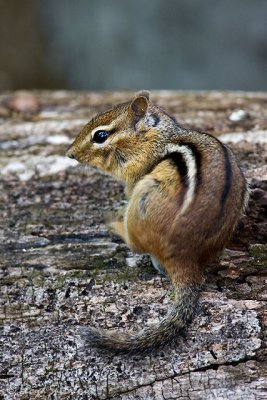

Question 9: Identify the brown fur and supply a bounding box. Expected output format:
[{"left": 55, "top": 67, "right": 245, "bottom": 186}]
[{"left": 67, "top": 92, "right": 248, "bottom": 354}]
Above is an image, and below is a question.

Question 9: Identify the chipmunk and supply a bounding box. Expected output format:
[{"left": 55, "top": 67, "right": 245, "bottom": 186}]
[{"left": 67, "top": 91, "right": 248, "bottom": 354}]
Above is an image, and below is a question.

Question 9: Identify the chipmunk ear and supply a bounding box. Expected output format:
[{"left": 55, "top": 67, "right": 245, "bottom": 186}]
[
  {"left": 131, "top": 92, "right": 149, "bottom": 118},
  {"left": 134, "top": 90, "right": 150, "bottom": 101}
]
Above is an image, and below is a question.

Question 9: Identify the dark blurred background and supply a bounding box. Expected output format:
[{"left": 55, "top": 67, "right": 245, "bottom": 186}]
[{"left": 0, "top": 0, "right": 267, "bottom": 91}]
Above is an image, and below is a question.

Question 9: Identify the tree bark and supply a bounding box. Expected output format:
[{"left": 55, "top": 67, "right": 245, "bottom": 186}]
[{"left": 0, "top": 90, "right": 266, "bottom": 399}]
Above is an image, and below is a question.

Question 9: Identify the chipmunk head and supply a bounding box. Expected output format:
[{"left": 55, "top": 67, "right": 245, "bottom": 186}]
[{"left": 67, "top": 91, "right": 174, "bottom": 181}]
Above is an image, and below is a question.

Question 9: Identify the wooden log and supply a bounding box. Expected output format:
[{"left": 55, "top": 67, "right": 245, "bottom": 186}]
[{"left": 0, "top": 90, "right": 266, "bottom": 399}]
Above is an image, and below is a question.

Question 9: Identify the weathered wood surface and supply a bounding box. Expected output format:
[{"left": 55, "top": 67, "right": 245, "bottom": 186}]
[{"left": 0, "top": 90, "right": 266, "bottom": 399}]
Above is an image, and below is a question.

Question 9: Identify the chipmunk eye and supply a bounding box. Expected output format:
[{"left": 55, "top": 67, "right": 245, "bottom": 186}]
[{"left": 93, "top": 130, "right": 110, "bottom": 144}]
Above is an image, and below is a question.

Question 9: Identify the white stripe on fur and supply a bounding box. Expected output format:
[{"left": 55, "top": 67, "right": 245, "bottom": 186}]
[{"left": 165, "top": 144, "right": 197, "bottom": 215}]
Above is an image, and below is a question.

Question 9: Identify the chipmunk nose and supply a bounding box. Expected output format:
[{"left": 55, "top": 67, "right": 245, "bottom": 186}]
[
  {"left": 67, "top": 150, "right": 76, "bottom": 159},
  {"left": 66, "top": 147, "right": 77, "bottom": 160}
]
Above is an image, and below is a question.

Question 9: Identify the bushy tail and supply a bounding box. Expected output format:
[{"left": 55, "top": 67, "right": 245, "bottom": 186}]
[{"left": 80, "top": 283, "right": 202, "bottom": 354}]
